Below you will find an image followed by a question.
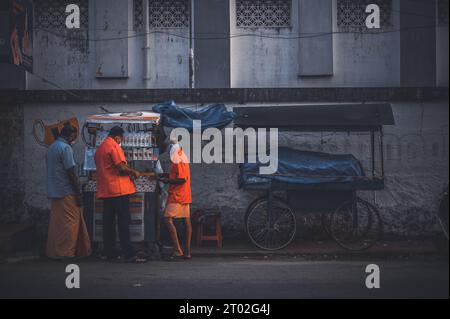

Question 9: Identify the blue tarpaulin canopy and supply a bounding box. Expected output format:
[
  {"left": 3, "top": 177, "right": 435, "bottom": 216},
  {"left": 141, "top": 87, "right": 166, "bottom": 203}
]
[
  {"left": 152, "top": 101, "right": 236, "bottom": 131},
  {"left": 239, "top": 148, "right": 367, "bottom": 189}
]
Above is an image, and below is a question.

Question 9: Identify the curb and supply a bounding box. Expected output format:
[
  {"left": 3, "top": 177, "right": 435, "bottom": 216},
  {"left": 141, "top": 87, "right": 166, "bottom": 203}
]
[
  {"left": 1, "top": 253, "right": 443, "bottom": 264},
  {"left": 191, "top": 251, "right": 439, "bottom": 257}
]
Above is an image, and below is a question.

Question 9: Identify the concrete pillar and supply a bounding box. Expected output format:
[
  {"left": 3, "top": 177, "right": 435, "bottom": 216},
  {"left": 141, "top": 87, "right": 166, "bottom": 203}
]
[
  {"left": 400, "top": 0, "right": 437, "bottom": 86},
  {"left": 298, "top": 0, "right": 333, "bottom": 76}
]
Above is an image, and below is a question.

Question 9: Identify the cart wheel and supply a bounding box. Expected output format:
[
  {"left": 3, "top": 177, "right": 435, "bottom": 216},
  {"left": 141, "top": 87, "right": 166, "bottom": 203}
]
[
  {"left": 329, "top": 198, "right": 382, "bottom": 251},
  {"left": 245, "top": 198, "right": 296, "bottom": 251}
]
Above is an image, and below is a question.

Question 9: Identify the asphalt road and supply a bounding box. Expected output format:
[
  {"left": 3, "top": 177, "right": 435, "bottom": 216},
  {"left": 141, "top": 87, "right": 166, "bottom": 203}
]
[{"left": 0, "top": 257, "right": 448, "bottom": 299}]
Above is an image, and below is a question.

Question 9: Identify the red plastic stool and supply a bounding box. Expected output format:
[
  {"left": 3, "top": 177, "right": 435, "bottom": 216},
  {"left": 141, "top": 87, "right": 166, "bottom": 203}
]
[{"left": 192, "top": 210, "right": 223, "bottom": 248}]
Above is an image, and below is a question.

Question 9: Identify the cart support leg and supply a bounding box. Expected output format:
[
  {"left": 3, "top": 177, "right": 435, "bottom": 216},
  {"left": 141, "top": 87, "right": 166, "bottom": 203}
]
[
  {"left": 380, "top": 127, "right": 385, "bottom": 178},
  {"left": 267, "top": 188, "right": 273, "bottom": 227},
  {"left": 352, "top": 191, "right": 358, "bottom": 236},
  {"left": 371, "top": 131, "right": 376, "bottom": 178},
  {"left": 266, "top": 187, "right": 274, "bottom": 248}
]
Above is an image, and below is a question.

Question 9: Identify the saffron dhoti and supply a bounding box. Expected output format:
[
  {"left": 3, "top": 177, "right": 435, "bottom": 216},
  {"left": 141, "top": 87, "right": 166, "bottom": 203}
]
[
  {"left": 164, "top": 203, "right": 191, "bottom": 219},
  {"left": 46, "top": 194, "right": 91, "bottom": 259}
]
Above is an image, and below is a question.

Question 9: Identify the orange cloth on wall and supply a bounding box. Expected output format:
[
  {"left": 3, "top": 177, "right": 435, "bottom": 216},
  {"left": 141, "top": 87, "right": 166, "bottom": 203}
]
[
  {"left": 167, "top": 148, "right": 192, "bottom": 205},
  {"left": 94, "top": 136, "right": 136, "bottom": 199}
]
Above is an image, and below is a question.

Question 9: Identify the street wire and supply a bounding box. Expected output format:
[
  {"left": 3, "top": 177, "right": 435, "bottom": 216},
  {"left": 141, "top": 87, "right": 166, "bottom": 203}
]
[{"left": 35, "top": 23, "right": 446, "bottom": 42}]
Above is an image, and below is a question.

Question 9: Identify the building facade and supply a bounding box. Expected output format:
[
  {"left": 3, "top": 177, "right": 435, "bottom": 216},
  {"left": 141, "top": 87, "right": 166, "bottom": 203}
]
[
  {"left": 0, "top": 0, "right": 449, "bottom": 240},
  {"left": 1, "top": 0, "right": 448, "bottom": 89}
]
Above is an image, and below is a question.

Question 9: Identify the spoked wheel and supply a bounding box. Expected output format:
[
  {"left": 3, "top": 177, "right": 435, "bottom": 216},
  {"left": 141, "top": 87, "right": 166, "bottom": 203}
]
[
  {"left": 245, "top": 198, "right": 296, "bottom": 251},
  {"left": 329, "top": 198, "right": 383, "bottom": 251}
]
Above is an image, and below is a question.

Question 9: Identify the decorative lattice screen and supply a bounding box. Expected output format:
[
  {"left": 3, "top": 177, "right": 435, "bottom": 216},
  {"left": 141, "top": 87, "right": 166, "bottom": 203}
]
[
  {"left": 337, "top": 0, "right": 392, "bottom": 32},
  {"left": 34, "top": 0, "right": 89, "bottom": 29},
  {"left": 150, "top": 0, "right": 190, "bottom": 28},
  {"left": 236, "top": 0, "right": 291, "bottom": 28},
  {"left": 134, "top": 0, "right": 190, "bottom": 29}
]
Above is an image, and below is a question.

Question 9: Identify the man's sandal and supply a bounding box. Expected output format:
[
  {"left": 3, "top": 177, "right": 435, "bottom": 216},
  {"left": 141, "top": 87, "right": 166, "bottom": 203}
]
[
  {"left": 124, "top": 255, "right": 148, "bottom": 263},
  {"left": 100, "top": 255, "right": 121, "bottom": 262},
  {"left": 166, "top": 254, "right": 185, "bottom": 262}
]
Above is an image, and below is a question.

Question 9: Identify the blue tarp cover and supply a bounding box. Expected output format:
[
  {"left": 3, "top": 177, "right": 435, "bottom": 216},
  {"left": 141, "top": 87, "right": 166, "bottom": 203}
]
[
  {"left": 239, "top": 148, "right": 366, "bottom": 188},
  {"left": 153, "top": 101, "right": 236, "bottom": 131}
]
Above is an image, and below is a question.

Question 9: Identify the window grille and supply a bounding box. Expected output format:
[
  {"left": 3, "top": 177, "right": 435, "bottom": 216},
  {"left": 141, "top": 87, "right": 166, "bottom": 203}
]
[
  {"left": 34, "top": 0, "right": 89, "bottom": 29},
  {"left": 149, "top": 0, "right": 190, "bottom": 28},
  {"left": 337, "top": 0, "right": 392, "bottom": 32},
  {"left": 134, "top": 0, "right": 192, "bottom": 30},
  {"left": 236, "top": 0, "right": 291, "bottom": 28}
]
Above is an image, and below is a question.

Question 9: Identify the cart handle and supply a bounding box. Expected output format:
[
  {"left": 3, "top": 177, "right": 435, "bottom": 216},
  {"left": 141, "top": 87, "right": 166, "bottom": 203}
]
[{"left": 243, "top": 172, "right": 383, "bottom": 180}]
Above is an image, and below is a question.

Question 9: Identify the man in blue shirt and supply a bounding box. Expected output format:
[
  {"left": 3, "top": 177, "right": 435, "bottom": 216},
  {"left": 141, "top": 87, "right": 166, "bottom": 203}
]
[{"left": 46, "top": 124, "right": 91, "bottom": 259}]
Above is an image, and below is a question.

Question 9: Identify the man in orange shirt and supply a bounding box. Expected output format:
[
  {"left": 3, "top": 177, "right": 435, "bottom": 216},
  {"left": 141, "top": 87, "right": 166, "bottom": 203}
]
[
  {"left": 94, "top": 126, "right": 142, "bottom": 262},
  {"left": 160, "top": 139, "right": 192, "bottom": 260}
]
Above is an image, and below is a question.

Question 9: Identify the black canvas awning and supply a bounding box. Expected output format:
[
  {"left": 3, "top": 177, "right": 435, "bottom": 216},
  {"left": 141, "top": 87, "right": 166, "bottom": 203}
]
[{"left": 234, "top": 104, "right": 395, "bottom": 131}]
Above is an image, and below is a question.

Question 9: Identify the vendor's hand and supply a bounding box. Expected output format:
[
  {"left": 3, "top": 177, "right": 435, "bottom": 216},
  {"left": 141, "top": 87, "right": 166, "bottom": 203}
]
[
  {"left": 75, "top": 194, "right": 83, "bottom": 207},
  {"left": 132, "top": 170, "right": 141, "bottom": 179},
  {"left": 158, "top": 177, "right": 169, "bottom": 184}
]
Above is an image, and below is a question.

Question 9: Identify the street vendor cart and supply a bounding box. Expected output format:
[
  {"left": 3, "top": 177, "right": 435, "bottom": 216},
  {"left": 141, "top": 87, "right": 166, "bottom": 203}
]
[
  {"left": 236, "top": 104, "right": 395, "bottom": 251},
  {"left": 81, "top": 111, "right": 164, "bottom": 253}
]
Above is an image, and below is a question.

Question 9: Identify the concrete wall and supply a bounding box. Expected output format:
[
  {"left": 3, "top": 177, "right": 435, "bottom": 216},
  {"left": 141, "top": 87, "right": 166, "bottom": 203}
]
[
  {"left": 17, "top": 100, "right": 449, "bottom": 238},
  {"left": 25, "top": 0, "right": 450, "bottom": 90},
  {"left": 298, "top": 0, "right": 333, "bottom": 76},
  {"left": 400, "top": 0, "right": 436, "bottom": 87},
  {"left": 437, "top": 24, "right": 449, "bottom": 87},
  {"left": 0, "top": 104, "right": 25, "bottom": 225},
  {"left": 93, "top": 0, "right": 131, "bottom": 79},
  {"left": 146, "top": 29, "right": 190, "bottom": 89},
  {"left": 379, "top": 101, "right": 449, "bottom": 234},
  {"left": 27, "top": 0, "right": 190, "bottom": 90},
  {"left": 230, "top": 0, "right": 401, "bottom": 88},
  {"left": 194, "top": 0, "right": 231, "bottom": 88}
]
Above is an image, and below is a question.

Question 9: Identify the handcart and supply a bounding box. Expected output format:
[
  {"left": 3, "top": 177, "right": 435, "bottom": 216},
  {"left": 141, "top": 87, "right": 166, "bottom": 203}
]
[{"left": 235, "top": 104, "right": 395, "bottom": 251}]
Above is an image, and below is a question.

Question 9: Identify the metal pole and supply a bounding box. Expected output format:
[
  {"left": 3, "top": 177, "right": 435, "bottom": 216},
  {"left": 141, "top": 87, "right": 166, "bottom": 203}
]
[
  {"left": 189, "top": 0, "right": 195, "bottom": 88},
  {"left": 379, "top": 127, "right": 385, "bottom": 178},
  {"left": 268, "top": 182, "right": 273, "bottom": 228},
  {"left": 143, "top": 0, "right": 151, "bottom": 88},
  {"left": 371, "top": 130, "right": 376, "bottom": 178},
  {"left": 352, "top": 191, "right": 358, "bottom": 236}
]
